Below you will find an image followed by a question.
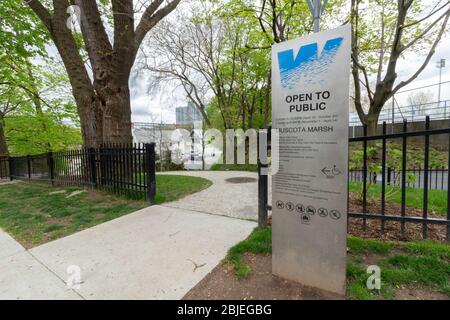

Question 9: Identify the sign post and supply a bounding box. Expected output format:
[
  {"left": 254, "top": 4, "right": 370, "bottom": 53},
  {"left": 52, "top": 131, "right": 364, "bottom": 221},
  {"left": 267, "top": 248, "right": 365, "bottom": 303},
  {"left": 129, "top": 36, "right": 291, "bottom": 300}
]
[{"left": 271, "top": 25, "right": 351, "bottom": 295}]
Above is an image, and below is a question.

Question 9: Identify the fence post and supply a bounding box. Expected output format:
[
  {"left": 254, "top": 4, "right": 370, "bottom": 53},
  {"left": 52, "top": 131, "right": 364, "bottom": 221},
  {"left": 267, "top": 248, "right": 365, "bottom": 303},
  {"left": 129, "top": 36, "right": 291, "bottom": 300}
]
[
  {"left": 362, "top": 124, "right": 367, "bottom": 230},
  {"left": 8, "top": 156, "right": 13, "bottom": 181},
  {"left": 145, "top": 143, "right": 156, "bottom": 204},
  {"left": 422, "top": 116, "right": 430, "bottom": 239},
  {"left": 47, "top": 152, "right": 54, "bottom": 186},
  {"left": 400, "top": 120, "right": 408, "bottom": 238},
  {"left": 99, "top": 145, "right": 106, "bottom": 187},
  {"left": 258, "top": 130, "right": 268, "bottom": 228},
  {"left": 447, "top": 128, "right": 450, "bottom": 242},
  {"left": 27, "top": 155, "right": 31, "bottom": 180},
  {"left": 88, "top": 148, "right": 97, "bottom": 188}
]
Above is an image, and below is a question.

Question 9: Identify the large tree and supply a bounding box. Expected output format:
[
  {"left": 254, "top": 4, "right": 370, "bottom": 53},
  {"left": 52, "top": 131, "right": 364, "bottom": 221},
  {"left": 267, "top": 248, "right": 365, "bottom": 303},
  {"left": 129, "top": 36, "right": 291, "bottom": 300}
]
[
  {"left": 25, "top": 0, "right": 181, "bottom": 147},
  {"left": 144, "top": 7, "right": 270, "bottom": 130},
  {"left": 351, "top": 0, "right": 450, "bottom": 135}
]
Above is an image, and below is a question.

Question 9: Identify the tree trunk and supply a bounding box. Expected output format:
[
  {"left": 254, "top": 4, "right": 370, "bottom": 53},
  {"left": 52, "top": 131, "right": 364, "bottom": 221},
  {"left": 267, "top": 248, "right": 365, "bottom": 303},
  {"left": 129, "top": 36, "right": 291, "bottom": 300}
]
[
  {"left": 366, "top": 112, "right": 380, "bottom": 137},
  {"left": 101, "top": 85, "right": 133, "bottom": 145},
  {"left": 0, "top": 119, "right": 9, "bottom": 157},
  {"left": 26, "top": 0, "right": 181, "bottom": 148}
]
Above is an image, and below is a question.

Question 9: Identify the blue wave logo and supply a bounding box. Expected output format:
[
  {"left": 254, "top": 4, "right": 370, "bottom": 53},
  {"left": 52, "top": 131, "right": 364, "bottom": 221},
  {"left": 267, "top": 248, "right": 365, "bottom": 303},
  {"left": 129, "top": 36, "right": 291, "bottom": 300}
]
[{"left": 277, "top": 37, "right": 343, "bottom": 89}]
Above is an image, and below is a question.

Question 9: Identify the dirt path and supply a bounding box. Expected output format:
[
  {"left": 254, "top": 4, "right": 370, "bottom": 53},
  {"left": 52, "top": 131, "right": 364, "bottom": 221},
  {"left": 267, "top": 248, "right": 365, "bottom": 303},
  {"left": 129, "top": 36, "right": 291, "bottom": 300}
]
[{"left": 184, "top": 253, "right": 343, "bottom": 300}]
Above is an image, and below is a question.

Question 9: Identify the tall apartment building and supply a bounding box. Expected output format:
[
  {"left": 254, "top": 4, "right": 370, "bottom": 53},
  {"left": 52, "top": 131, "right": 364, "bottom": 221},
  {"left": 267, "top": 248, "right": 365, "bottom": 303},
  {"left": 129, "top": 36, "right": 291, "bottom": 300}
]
[{"left": 175, "top": 101, "right": 203, "bottom": 126}]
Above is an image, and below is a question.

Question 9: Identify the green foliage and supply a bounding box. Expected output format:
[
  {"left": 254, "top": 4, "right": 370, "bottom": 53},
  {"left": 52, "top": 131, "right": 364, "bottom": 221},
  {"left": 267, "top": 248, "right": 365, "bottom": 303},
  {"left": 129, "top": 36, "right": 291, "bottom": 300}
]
[
  {"left": 1, "top": 1, "right": 80, "bottom": 156},
  {"left": 350, "top": 141, "right": 448, "bottom": 171},
  {"left": 195, "top": 0, "right": 347, "bottom": 130},
  {"left": 352, "top": 0, "right": 437, "bottom": 76},
  {"left": 5, "top": 114, "right": 82, "bottom": 156},
  {"left": 0, "top": 0, "right": 48, "bottom": 59},
  {"left": 349, "top": 140, "right": 447, "bottom": 204}
]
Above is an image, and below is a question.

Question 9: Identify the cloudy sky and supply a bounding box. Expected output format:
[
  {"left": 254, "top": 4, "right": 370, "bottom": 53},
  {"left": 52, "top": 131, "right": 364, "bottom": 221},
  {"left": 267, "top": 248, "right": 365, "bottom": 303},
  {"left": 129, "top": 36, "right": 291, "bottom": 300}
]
[{"left": 392, "top": 36, "right": 450, "bottom": 103}]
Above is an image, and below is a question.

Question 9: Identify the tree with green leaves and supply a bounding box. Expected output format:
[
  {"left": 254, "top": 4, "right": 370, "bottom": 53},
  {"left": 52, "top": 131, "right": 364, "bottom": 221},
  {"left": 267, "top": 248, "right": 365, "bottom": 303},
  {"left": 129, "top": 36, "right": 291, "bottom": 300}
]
[
  {"left": 143, "top": 2, "right": 271, "bottom": 130},
  {"left": 0, "top": 0, "right": 50, "bottom": 156},
  {"left": 1, "top": 56, "right": 82, "bottom": 156},
  {"left": 351, "top": 0, "right": 450, "bottom": 135},
  {"left": 24, "top": 0, "right": 181, "bottom": 147},
  {"left": 210, "top": 0, "right": 344, "bottom": 127}
]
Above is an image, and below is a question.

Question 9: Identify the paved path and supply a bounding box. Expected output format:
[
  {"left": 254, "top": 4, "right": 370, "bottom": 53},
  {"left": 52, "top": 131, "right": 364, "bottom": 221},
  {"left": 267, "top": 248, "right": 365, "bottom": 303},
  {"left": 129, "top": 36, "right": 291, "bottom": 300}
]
[
  {"left": 0, "top": 172, "right": 257, "bottom": 300},
  {"left": 0, "top": 229, "right": 81, "bottom": 300},
  {"left": 160, "top": 171, "right": 272, "bottom": 221}
]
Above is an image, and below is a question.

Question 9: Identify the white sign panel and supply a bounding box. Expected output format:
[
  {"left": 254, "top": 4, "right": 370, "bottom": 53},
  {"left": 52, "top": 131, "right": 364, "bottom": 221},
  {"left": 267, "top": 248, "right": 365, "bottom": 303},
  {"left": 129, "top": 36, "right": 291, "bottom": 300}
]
[{"left": 271, "top": 25, "right": 351, "bottom": 295}]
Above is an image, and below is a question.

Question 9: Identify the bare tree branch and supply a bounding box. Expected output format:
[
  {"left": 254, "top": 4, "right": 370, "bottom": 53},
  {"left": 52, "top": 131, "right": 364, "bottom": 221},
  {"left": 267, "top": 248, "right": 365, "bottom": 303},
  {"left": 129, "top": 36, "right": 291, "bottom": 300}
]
[
  {"left": 393, "top": 10, "right": 450, "bottom": 94},
  {"left": 24, "top": 0, "right": 52, "bottom": 29},
  {"left": 135, "top": 0, "right": 181, "bottom": 49}
]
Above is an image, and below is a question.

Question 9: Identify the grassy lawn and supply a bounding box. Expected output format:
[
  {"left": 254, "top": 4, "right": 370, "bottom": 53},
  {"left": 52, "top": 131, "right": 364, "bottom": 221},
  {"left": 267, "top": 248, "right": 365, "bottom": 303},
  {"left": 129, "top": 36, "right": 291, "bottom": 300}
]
[
  {"left": 210, "top": 163, "right": 258, "bottom": 172},
  {"left": 225, "top": 227, "right": 450, "bottom": 299},
  {"left": 349, "top": 181, "right": 447, "bottom": 215},
  {"left": 154, "top": 174, "right": 212, "bottom": 204},
  {"left": 0, "top": 175, "right": 211, "bottom": 248}
]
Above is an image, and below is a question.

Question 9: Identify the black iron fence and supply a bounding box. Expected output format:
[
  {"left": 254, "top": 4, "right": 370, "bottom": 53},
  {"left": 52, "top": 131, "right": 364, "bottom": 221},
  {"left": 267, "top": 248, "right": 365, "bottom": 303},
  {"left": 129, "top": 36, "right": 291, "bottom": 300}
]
[
  {"left": 349, "top": 167, "right": 449, "bottom": 190},
  {"left": 259, "top": 117, "right": 450, "bottom": 241},
  {"left": 0, "top": 156, "right": 9, "bottom": 179},
  {"left": 1, "top": 143, "right": 156, "bottom": 203},
  {"left": 348, "top": 117, "right": 450, "bottom": 241}
]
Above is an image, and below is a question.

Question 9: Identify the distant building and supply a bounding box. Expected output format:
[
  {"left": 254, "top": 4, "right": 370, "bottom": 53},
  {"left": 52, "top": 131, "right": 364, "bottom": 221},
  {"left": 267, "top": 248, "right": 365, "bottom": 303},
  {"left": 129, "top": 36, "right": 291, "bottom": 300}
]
[
  {"left": 132, "top": 122, "right": 175, "bottom": 158},
  {"left": 175, "top": 102, "right": 203, "bottom": 126}
]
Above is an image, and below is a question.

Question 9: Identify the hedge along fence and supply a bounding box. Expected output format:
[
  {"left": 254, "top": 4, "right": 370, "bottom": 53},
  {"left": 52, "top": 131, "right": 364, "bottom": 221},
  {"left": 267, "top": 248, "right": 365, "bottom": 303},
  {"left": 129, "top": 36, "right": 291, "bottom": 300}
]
[{"left": 3, "top": 143, "right": 156, "bottom": 203}]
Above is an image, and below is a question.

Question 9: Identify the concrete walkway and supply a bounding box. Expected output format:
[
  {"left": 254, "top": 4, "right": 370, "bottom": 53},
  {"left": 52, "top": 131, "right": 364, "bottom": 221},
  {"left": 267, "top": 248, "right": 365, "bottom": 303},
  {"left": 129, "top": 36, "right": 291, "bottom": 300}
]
[
  {"left": 0, "top": 172, "right": 257, "bottom": 300},
  {"left": 160, "top": 170, "right": 271, "bottom": 221},
  {"left": 0, "top": 229, "right": 81, "bottom": 300}
]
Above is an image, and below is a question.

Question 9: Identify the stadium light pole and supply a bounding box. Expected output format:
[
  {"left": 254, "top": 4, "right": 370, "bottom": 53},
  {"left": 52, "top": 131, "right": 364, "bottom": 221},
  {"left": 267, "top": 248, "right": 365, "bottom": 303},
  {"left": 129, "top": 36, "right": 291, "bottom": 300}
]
[
  {"left": 437, "top": 58, "right": 446, "bottom": 107},
  {"left": 307, "top": 0, "right": 328, "bottom": 33}
]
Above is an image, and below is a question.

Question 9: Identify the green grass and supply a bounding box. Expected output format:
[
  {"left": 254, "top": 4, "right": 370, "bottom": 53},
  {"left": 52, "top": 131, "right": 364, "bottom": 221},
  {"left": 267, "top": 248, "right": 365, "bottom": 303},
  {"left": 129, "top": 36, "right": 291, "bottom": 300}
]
[
  {"left": 349, "top": 181, "right": 447, "bottom": 215},
  {"left": 226, "top": 227, "right": 272, "bottom": 278},
  {"left": 154, "top": 175, "right": 212, "bottom": 204},
  {"left": 347, "top": 236, "right": 395, "bottom": 255},
  {"left": 226, "top": 228, "right": 450, "bottom": 299},
  {"left": 347, "top": 237, "right": 450, "bottom": 299},
  {"left": 0, "top": 175, "right": 211, "bottom": 248},
  {"left": 210, "top": 163, "right": 258, "bottom": 172}
]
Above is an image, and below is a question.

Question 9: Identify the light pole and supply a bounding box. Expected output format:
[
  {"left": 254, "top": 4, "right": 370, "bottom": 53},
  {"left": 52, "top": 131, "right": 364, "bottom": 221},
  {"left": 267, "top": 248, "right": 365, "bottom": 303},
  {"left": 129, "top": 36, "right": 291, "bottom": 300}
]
[
  {"left": 307, "top": 0, "right": 328, "bottom": 33},
  {"left": 437, "top": 58, "right": 446, "bottom": 108}
]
